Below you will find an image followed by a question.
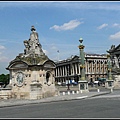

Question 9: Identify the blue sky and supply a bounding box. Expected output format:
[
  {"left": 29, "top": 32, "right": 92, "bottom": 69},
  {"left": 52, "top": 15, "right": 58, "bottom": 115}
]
[{"left": 0, "top": 1, "right": 120, "bottom": 74}]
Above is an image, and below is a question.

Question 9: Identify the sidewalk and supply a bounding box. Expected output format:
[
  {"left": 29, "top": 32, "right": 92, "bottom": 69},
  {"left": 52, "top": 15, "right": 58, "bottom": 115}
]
[{"left": 0, "top": 90, "right": 111, "bottom": 108}]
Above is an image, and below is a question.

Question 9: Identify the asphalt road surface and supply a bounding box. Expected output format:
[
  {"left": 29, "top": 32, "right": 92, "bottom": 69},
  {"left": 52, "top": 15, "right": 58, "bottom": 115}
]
[{"left": 0, "top": 91, "right": 120, "bottom": 118}]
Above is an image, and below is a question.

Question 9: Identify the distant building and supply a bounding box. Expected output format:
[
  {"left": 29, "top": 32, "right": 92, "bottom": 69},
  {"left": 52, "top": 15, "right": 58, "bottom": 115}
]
[{"left": 54, "top": 53, "right": 108, "bottom": 83}]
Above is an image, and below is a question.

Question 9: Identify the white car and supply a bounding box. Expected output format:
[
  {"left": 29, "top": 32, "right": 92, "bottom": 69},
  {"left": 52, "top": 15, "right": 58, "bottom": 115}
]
[
  {"left": 57, "top": 82, "right": 62, "bottom": 86},
  {"left": 94, "top": 81, "right": 100, "bottom": 86},
  {"left": 94, "top": 81, "right": 99, "bottom": 84}
]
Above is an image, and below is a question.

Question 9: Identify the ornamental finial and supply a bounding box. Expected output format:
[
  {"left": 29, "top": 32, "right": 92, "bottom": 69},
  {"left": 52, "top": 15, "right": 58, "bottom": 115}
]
[
  {"left": 31, "top": 25, "right": 36, "bottom": 32},
  {"left": 79, "top": 37, "right": 83, "bottom": 44}
]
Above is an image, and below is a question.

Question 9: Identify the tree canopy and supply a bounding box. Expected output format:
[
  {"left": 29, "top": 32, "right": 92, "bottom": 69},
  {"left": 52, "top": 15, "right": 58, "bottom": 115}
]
[{"left": 0, "top": 74, "right": 10, "bottom": 85}]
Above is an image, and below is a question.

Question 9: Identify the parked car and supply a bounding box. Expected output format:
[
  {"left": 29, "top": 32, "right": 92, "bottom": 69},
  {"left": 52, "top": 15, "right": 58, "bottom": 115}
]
[
  {"left": 94, "top": 80, "right": 100, "bottom": 86},
  {"left": 72, "top": 81, "right": 78, "bottom": 85},
  {"left": 94, "top": 81, "right": 99, "bottom": 84},
  {"left": 57, "top": 82, "right": 62, "bottom": 86},
  {"left": 70, "top": 80, "right": 78, "bottom": 85},
  {"left": 66, "top": 80, "right": 70, "bottom": 85},
  {"left": 61, "top": 82, "right": 67, "bottom": 86},
  {"left": 88, "top": 81, "right": 94, "bottom": 87}
]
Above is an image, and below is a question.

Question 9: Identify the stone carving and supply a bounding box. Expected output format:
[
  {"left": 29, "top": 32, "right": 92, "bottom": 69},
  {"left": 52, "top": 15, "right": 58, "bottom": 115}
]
[
  {"left": 16, "top": 72, "right": 24, "bottom": 86},
  {"left": 5, "top": 25, "right": 58, "bottom": 100},
  {"left": 114, "top": 56, "right": 119, "bottom": 68},
  {"left": 110, "top": 45, "right": 115, "bottom": 50},
  {"left": 23, "top": 26, "right": 45, "bottom": 56},
  {"left": 29, "top": 26, "right": 40, "bottom": 49}
]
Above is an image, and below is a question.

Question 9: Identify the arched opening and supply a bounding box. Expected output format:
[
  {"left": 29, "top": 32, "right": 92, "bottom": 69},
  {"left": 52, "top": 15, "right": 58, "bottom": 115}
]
[{"left": 46, "top": 72, "right": 50, "bottom": 83}]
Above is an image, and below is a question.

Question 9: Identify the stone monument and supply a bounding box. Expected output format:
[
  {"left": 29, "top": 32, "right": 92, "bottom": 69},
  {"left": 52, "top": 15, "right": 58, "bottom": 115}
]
[
  {"left": 6, "top": 26, "right": 59, "bottom": 99},
  {"left": 78, "top": 38, "right": 89, "bottom": 93},
  {"left": 107, "top": 44, "right": 120, "bottom": 89}
]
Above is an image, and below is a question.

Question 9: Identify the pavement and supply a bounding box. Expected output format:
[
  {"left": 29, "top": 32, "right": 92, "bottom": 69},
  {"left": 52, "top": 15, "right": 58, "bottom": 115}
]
[{"left": 0, "top": 88, "right": 111, "bottom": 108}]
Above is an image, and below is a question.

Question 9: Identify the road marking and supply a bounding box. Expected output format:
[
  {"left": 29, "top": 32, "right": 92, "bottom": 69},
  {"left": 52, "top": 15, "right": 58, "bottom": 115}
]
[{"left": 76, "top": 96, "right": 88, "bottom": 99}]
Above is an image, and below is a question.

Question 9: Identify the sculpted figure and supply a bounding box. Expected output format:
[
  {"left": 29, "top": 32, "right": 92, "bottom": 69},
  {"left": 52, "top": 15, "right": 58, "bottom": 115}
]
[
  {"left": 23, "top": 26, "right": 44, "bottom": 56},
  {"left": 29, "top": 26, "right": 41, "bottom": 49},
  {"left": 16, "top": 72, "right": 23, "bottom": 85},
  {"left": 114, "top": 56, "right": 119, "bottom": 68},
  {"left": 23, "top": 40, "right": 30, "bottom": 54},
  {"left": 111, "top": 45, "right": 115, "bottom": 50}
]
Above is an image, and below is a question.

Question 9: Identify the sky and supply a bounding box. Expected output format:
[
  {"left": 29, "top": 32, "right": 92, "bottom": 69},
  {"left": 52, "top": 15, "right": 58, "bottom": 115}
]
[{"left": 0, "top": 1, "right": 120, "bottom": 74}]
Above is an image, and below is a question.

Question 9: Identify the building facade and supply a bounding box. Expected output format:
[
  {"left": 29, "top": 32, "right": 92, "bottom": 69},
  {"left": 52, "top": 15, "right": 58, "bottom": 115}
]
[{"left": 54, "top": 53, "right": 108, "bottom": 84}]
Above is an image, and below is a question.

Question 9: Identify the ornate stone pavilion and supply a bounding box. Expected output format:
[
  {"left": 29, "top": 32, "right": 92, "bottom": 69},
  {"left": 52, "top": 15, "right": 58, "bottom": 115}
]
[
  {"left": 6, "top": 26, "right": 58, "bottom": 99},
  {"left": 107, "top": 44, "right": 120, "bottom": 88}
]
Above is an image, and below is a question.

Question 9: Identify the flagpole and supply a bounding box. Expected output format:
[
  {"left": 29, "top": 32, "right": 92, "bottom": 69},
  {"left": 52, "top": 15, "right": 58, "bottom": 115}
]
[{"left": 57, "top": 50, "right": 59, "bottom": 61}]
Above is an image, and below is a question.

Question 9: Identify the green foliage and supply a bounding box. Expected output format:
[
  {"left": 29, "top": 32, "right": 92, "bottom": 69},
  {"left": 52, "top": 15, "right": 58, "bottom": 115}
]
[{"left": 0, "top": 74, "right": 10, "bottom": 85}]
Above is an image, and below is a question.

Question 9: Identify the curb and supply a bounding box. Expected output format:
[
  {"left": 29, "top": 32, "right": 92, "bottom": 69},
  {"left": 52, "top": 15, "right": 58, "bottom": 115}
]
[
  {"left": 87, "top": 91, "right": 111, "bottom": 98},
  {"left": 0, "top": 91, "right": 111, "bottom": 108}
]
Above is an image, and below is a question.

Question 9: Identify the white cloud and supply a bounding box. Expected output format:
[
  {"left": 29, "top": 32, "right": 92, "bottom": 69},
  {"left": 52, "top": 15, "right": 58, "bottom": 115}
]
[
  {"left": 0, "top": 45, "right": 6, "bottom": 50},
  {"left": 97, "top": 23, "right": 108, "bottom": 30},
  {"left": 51, "top": 45, "right": 57, "bottom": 50},
  {"left": 113, "top": 23, "right": 119, "bottom": 27},
  {"left": 0, "top": 45, "right": 9, "bottom": 62},
  {"left": 0, "top": 56, "right": 8, "bottom": 62},
  {"left": 112, "top": 23, "right": 120, "bottom": 28},
  {"left": 50, "top": 19, "right": 83, "bottom": 31},
  {"left": 109, "top": 31, "right": 120, "bottom": 40}
]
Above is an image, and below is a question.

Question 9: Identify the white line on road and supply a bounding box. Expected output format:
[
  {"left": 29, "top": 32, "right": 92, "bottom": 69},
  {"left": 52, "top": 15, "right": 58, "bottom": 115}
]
[{"left": 76, "top": 96, "right": 88, "bottom": 99}]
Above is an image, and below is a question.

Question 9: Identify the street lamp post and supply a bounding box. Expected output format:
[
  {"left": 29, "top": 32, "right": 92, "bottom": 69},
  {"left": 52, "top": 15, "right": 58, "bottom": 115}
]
[
  {"left": 67, "top": 65, "right": 70, "bottom": 90},
  {"left": 106, "top": 54, "right": 114, "bottom": 90},
  {"left": 78, "top": 38, "right": 89, "bottom": 93}
]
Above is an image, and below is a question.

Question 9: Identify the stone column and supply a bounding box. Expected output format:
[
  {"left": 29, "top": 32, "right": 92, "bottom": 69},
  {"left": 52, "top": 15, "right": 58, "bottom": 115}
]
[
  {"left": 65, "top": 66, "right": 67, "bottom": 76},
  {"left": 78, "top": 38, "right": 89, "bottom": 92},
  {"left": 75, "top": 63, "right": 77, "bottom": 74},
  {"left": 106, "top": 54, "right": 114, "bottom": 89}
]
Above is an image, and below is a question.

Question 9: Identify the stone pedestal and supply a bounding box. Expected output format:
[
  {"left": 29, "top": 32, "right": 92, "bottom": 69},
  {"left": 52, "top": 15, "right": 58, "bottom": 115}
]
[
  {"left": 105, "top": 79, "right": 114, "bottom": 89},
  {"left": 113, "top": 75, "right": 120, "bottom": 89},
  {"left": 78, "top": 80, "right": 89, "bottom": 93}
]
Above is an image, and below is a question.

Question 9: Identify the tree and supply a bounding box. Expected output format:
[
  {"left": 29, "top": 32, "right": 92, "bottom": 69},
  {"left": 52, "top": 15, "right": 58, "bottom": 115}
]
[{"left": 0, "top": 74, "right": 10, "bottom": 87}]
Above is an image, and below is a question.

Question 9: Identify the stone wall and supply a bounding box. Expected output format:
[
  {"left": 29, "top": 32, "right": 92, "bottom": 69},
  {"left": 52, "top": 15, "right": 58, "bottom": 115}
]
[
  {"left": 113, "top": 75, "right": 120, "bottom": 89},
  {"left": 0, "top": 89, "right": 12, "bottom": 99}
]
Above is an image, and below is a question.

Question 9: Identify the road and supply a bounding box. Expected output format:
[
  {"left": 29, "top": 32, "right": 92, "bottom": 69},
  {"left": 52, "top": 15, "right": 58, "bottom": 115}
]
[{"left": 0, "top": 90, "right": 120, "bottom": 118}]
